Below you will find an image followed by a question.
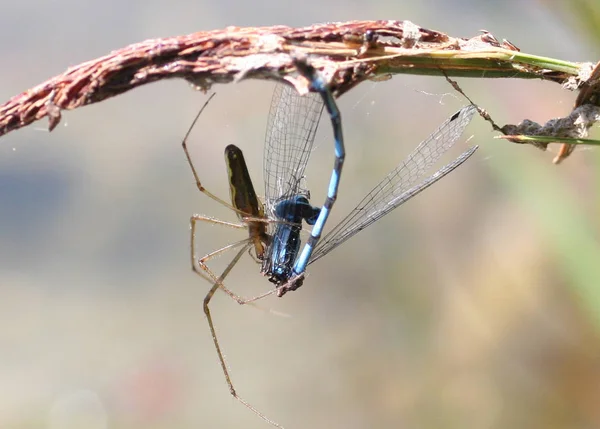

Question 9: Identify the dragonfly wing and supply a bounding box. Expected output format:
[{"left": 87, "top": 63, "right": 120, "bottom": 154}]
[
  {"left": 263, "top": 83, "right": 325, "bottom": 217},
  {"left": 309, "top": 105, "right": 477, "bottom": 264}
]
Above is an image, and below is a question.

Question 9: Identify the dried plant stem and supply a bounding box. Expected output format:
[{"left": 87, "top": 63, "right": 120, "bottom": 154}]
[{"left": 0, "top": 20, "right": 595, "bottom": 162}]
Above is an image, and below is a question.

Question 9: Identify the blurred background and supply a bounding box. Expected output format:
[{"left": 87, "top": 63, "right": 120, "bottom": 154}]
[{"left": 1, "top": 1, "right": 600, "bottom": 428}]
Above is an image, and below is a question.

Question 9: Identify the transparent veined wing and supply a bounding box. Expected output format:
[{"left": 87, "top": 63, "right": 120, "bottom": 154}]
[
  {"left": 263, "top": 83, "right": 325, "bottom": 222},
  {"left": 309, "top": 105, "right": 478, "bottom": 263}
]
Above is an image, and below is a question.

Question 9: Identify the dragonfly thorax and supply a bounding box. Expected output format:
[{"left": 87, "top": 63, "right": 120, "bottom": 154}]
[{"left": 262, "top": 195, "right": 320, "bottom": 285}]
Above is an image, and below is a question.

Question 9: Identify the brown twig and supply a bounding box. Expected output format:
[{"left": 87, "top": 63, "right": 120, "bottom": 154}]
[
  {"left": 553, "top": 61, "right": 600, "bottom": 163},
  {"left": 0, "top": 20, "right": 590, "bottom": 139},
  {"left": 444, "top": 64, "right": 600, "bottom": 164}
]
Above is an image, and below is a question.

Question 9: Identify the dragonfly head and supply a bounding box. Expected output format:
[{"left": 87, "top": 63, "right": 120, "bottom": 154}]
[
  {"left": 274, "top": 195, "right": 321, "bottom": 225},
  {"left": 276, "top": 273, "right": 305, "bottom": 297}
]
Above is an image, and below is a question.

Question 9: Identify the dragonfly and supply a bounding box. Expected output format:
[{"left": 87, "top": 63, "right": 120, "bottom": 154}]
[
  {"left": 273, "top": 61, "right": 346, "bottom": 292},
  {"left": 266, "top": 102, "right": 479, "bottom": 297}
]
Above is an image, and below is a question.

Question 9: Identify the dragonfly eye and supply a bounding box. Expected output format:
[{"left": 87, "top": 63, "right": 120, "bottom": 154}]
[{"left": 300, "top": 204, "right": 321, "bottom": 226}]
